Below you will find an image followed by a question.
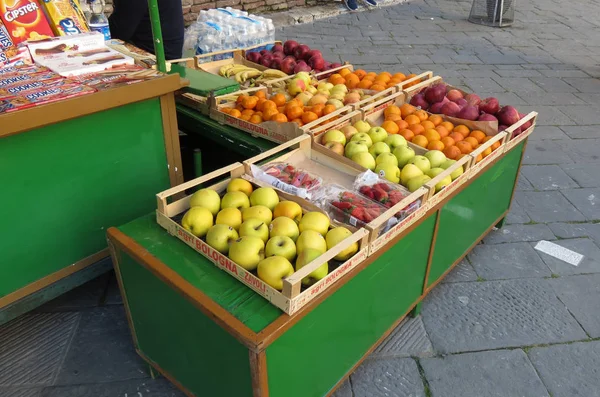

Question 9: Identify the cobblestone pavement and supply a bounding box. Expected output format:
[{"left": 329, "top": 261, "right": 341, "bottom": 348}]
[{"left": 2, "top": 0, "right": 600, "bottom": 395}]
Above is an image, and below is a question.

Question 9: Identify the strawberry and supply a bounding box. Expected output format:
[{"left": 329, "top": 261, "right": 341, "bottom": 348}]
[
  {"left": 350, "top": 207, "right": 364, "bottom": 220},
  {"left": 374, "top": 182, "right": 391, "bottom": 192},
  {"left": 333, "top": 201, "right": 352, "bottom": 210},
  {"left": 359, "top": 186, "right": 371, "bottom": 196},
  {"left": 373, "top": 188, "right": 389, "bottom": 203}
]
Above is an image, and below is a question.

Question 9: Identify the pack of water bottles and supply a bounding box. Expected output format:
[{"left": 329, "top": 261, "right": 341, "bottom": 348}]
[{"left": 183, "top": 8, "right": 275, "bottom": 62}]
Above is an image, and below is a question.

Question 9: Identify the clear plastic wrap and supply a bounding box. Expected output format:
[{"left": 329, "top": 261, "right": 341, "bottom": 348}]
[
  {"left": 353, "top": 170, "right": 421, "bottom": 221},
  {"left": 251, "top": 163, "right": 323, "bottom": 199}
]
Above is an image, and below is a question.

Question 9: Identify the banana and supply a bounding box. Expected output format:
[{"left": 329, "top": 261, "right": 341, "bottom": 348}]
[
  {"left": 218, "top": 64, "right": 235, "bottom": 76},
  {"left": 261, "top": 69, "right": 288, "bottom": 79}
]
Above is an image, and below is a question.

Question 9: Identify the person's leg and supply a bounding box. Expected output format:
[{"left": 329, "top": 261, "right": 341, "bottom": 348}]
[
  {"left": 361, "top": 0, "right": 377, "bottom": 6},
  {"left": 343, "top": 0, "right": 359, "bottom": 11}
]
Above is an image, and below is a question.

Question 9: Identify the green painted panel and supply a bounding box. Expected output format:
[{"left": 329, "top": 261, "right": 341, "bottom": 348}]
[
  {"left": 118, "top": 250, "right": 252, "bottom": 397},
  {"left": 266, "top": 215, "right": 436, "bottom": 397},
  {"left": 118, "top": 214, "right": 282, "bottom": 332},
  {"left": 428, "top": 143, "right": 524, "bottom": 287},
  {"left": 0, "top": 99, "right": 170, "bottom": 298}
]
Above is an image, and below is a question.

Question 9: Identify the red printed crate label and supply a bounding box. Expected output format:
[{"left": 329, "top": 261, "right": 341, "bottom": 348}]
[{"left": 0, "top": 0, "right": 54, "bottom": 44}]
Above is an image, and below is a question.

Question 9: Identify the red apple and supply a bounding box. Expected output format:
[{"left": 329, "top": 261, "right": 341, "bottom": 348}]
[
  {"left": 479, "top": 97, "right": 500, "bottom": 115},
  {"left": 447, "top": 89, "right": 464, "bottom": 103},
  {"left": 270, "top": 58, "right": 282, "bottom": 70},
  {"left": 283, "top": 40, "right": 299, "bottom": 55},
  {"left": 308, "top": 56, "right": 325, "bottom": 71},
  {"left": 456, "top": 105, "right": 479, "bottom": 121},
  {"left": 465, "top": 93, "right": 481, "bottom": 106},
  {"left": 246, "top": 52, "right": 261, "bottom": 64},
  {"left": 306, "top": 49, "right": 322, "bottom": 61},
  {"left": 497, "top": 106, "right": 520, "bottom": 126},
  {"left": 441, "top": 102, "right": 461, "bottom": 117},
  {"left": 410, "top": 93, "right": 429, "bottom": 109},
  {"left": 271, "top": 51, "right": 285, "bottom": 59},
  {"left": 260, "top": 54, "right": 273, "bottom": 67},
  {"left": 293, "top": 45, "right": 311, "bottom": 61},
  {"left": 424, "top": 83, "right": 447, "bottom": 104},
  {"left": 272, "top": 44, "right": 284, "bottom": 53},
  {"left": 294, "top": 61, "right": 311, "bottom": 73},
  {"left": 478, "top": 113, "right": 498, "bottom": 122},
  {"left": 281, "top": 58, "right": 297, "bottom": 74}
]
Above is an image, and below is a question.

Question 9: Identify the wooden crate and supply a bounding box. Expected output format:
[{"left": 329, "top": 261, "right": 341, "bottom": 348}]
[
  {"left": 467, "top": 131, "right": 508, "bottom": 179},
  {"left": 504, "top": 111, "right": 538, "bottom": 152},
  {"left": 176, "top": 92, "right": 210, "bottom": 115},
  {"left": 156, "top": 161, "right": 370, "bottom": 315},
  {"left": 195, "top": 49, "right": 268, "bottom": 72}
]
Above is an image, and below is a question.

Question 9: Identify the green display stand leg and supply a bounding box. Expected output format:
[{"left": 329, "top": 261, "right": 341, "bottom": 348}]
[{"left": 410, "top": 302, "right": 422, "bottom": 317}]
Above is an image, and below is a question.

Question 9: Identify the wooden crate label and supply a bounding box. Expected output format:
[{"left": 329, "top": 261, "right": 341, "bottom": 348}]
[
  {"left": 364, "top": 100, "right": 393, "bottom": 116},
  {"left": 224, "top": 114, "right": 270, "bottom": 137},
  {"left": 370, "top": 203, "right": 429, "bottom": 254},
  {"left": 469, "top": 146, "right": 504, "bottom": 178}
]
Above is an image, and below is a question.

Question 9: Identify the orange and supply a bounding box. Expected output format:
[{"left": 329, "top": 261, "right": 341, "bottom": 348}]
[
  {"left": 440, "top": 121, "right": 455, "bottom": 132},
  {"left": 423, "top": 129, "right": 441, "bottom": 142},
  {"left": 456, "top": 141, "right": 473, "bottom": 154},
  {"left": 339, "top": 68, "right": 352, "bottom": 77},
  {"left": 323, "top": 104, "right": 337, "bottom": 115},
  {"left": 374, "top": 74, "right": 391, "bottom": 84},
  {"left": 302, "top": 111, "right": 319, "bottom": 124},
  {"left": 263, "top": 108, "right": 279, "bottom": 121},
  {"left": 399, "top": 129, "right": 415, "bottom": 141},
  {"left": 453, "top": 124, "right": 470, "bottom": 137},
  {"left": 312, "top": 104, "right": 325, "bottom": 118},
  {"left": 354, "top": 69, "right": 367, "bottom": 79},
  {"left": 381, "top": 120, "right": 399, "bottom": 135},
  {"left": 441, "top": 137, "right": 455, "bottom": 148},
  {"left": 386, "top": 114, "right": 403, "bottom": 122},
  {"left": 384, "top": 105, "right": 401, "bottom": 118},
  {"left": 408, "top": 124, "right": 425, "bottom": 135},
  {"left": 482, "top": 146, "right": 493, "bottom": 157},
  {"left": 388, "top": 78, "right": 403, "bottom": 86},
  {"left": 286, "top": 106, "right": 303, "bottom": 121},
  {"left": 492, "top": 141, "right": 501, "bottom": 150},
  {"left": 222, "top": 107, "right": 232, "bottom": 114},
  {"left": 400, "top": 104, "right": 416, "bottom": 118},
  {"left": 240, "top": 114, "right": 252, "bottom": 121},
  {"left": 476, "top": 154, "right": 483, "bottom": 163},
  {"left": 379, "top": 71, "right": 392, "bottom": 79},
  {"left": 249, "top": 114, "right": 263, "bottom": 124},
  {"left": 329, "top": 74, "right": 346, "bottom": 85},
  {"left": 449, "top": 132, "right": 464, "bottom": 142},
  {"left": 420, "top": 120, "right": 435, "bottom": 130},
  {"left": 428, "top": 114, "right": 443, "bottom": 126},
  {"left": 412, "top": 135, "right": 429, "bottom": 148},
  {"left": 254, "top": 111, "right": 263, "bottom": 118},
  {"left": 271, "top": 93, "right": 286, "bottom": 107},
  {"left": 346, "top": 74, "right": 360, "bottom": 89},
  {"left": 255, "top": 98, "right": 267, "bottom": 111},
  {"left": 482, "top": 136, "right": 493, "bottom": 143},
  {"left": 285, "top": 99, "right": 301, "bottom": 112},
  {"left": 443, "top": 145, "right": 461, "bottom": 160},
  {"left": 242, "top": 96, "right": 258, "bottom": 110},
  {"left": 435, "top": 125, "right": 450, "bottom": 138},
  {"left": 469, "top": 130, "right": 486, "bottom": 143},
  {"left": 241, "top": 108, "right": 255, "bottom": 117},
  {"left": 370, "top": 84, "right": 386, "bottom": 91},
  {"left": 464, "top": 137, "right": 479, "bottom": 149},
  {"left": 271, "top": 113, "right": 288, "bottom": 123},
  {"left": 236, "top": 94, "right": 248, "bottom": 105},
  {"left": 290, "top": 119, "right": 304, "bottom": 127},
  {"left": 229, "top": 109, "right": 242, "bottom": 118},
  {"left": 235, "top": 104, "right": 245, "bottom": 112},
  {"left": 393, "top": 72, "right": 406, "bottom": 81},
  {"left": 414, "top": 110, "right": 428, "bottom": 121},
  {"left": 456, "top": 153, "right": 468, "bottom": 160},
  {"left": 428, "top": 140, "right": 445, "bottom": 151},
  {"left": 277, "top": 106, "right": 285, "bottom": 113},
  {"left": 404, "top": 114, "right": 421, "bottom": 126},
  {"left": 357, "top": 79, "right": 373, "bottom": 89},
  {"left": 262, "top": 99, "right": 278, "bottom": 112},
  {"left": 364, "top": 72, "right": 378, "bottom": 80},
  {"left": 395, "top": 119, "right": 409, "bottom": 130},
  {"left": 254, "top": 91, "right": 267, "bottom": 99}
]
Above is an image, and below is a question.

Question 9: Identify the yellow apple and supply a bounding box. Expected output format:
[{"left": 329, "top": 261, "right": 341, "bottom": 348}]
[
  {"left": 326, "top": 227, "right": 358, "bottom": 261},
  {"left": 273, "top": 201, "right": 303, "bottom": 223},
  {"left": 227, "top": 178, "right": 253, "bottom": 197},
  {"left": 298, "top": 211, "right": 330, "bottom": 236}
]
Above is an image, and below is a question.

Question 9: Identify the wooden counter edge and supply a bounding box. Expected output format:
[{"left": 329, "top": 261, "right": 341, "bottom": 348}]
[{"left": 0, "top": 73, "right": 184, "bottom": 139}]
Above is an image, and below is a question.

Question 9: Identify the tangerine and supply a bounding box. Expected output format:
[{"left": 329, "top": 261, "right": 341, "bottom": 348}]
[
  {"left": 456, "top": 141, "right": 473, "bottom": 154},
  {"left": 386, "top": 114, "right": 403, "bottom": 122},
  {"left": 286, "top": 106, "right": 303, "bottom": 121},
  {"left": 395, "top": 119, "right": 409, "bottom": 130},
  {"left": 312, "top": 104, "right": 325, "bottom": 117},
  {"left": 241, "top": 109, "right": 255, "bottom": 117},
  {"left": 323, "top": 104, "right": 337, "bottom": 115},
  {"left": 381, "top": 121, "right": 399, "bottom": 135},
  {"left": 346, "top": 74, "right": 360, "bottom": 89},
  {"left": 408, "top": 124, "right": 425, "bottom": 135},
  {"left": 236, "top": 94, "right": 248, "bottom": 105},
  {"left": 254, "top": 91, "right": 267, "bottom": 99},
  {"left": 271, "top": 113, "right": 288, "bottom": 123},
  {"left": 399, "top": 129, "right": 415, "bottom": 141},
  {"left": 370, "top": 84, "right": 386, "bottom": 91},
  {"left": 423, "top": 129, "right": 441, "bottom": 142},
  {"left": 262, "top": 100, "right": 277, "bottom": 112},
  {"left": 329, "top": 74, "right": 346, "bottom": 85},
  {"left": 443, "top": 145, "right": 461, "bottom": 160},
  {"left": 302, "top": 111, "right": 319, "bottom": 124},
  {"left": 412, "top": 135, "right": 429, "bottom": 148},
  {"left": 441, "top": 137, "right": 455, "bottom": 148},
  {"left": 240, "top": 114, "right": 252, "bottom": 121},
  {"left": 464, "top": 137, "right": 479, "bottom": 149},
  {"left": 229, "top": 109, "right": 242, "bottom": 118},
  {"left": 440, "top": 121, "right": 455, "bottom": 132},
  {"left": 242, "top": 96, "right": 258, "bottom": 110},
  {"left": 357, "top": 79, "right": 373, "bottom": 89},
  {"left": 339, "top": 68, "right": 352, "bottom": 77},
  {"left": 435, "top": 125, "right": 450, "bottom": 138},
  {"left": 414, "top": 110, "right": 428, "bottom": 121},
  {"left": 364, "top": 72, "right": 378, "bottom": 80},
  {"left": 449, "top": 132, "right": 464, "bottom": 142},
  {"left": 384, "top": 105, "right": 401, "bottom": 118},
  {"left": 453, "top": 124, "right": 470, "bottom": 137},
  {"left": 400, "top": 103, "right": 416, "bottom": 118},
  {"left": 456, "top": 153, "right": 468, "bottom": 160},
  {"left": 482, "top": 146, "right": 493, "bottom": 157},
  {"left": 428, "top": 114, "right": 443, "bottom": 126},
  {"left": 470, "top": 130, "right": 486, "bottom": 143},
  {"left": 476, "top": 154, "right": 483, "bottom": 163},
  {"left": 263, "top": 108, "right": 279, "bottom": 121},
  {"left": 354, "top": 69, "right": 367, "bottom": 79},
  {"left": 249, "top": 114, "right": 263, "bottom": 124},
  {"left": 290, "top": 119, "right": 304, "bottom": 127},
  {"left": 374, "top": 74, "right": 391, "bottom": 84},
  {"left": 379, "top": 71, "right": 392, "bottom": 79},
  {"left": 420, "top": 120, "right": 435, "bottom": 130},
  {"left": 404, "top": 114, "right": 421, "bottom": 126},
  {"left": 393, "top": 72, "right": 406, "bottom": 81},
  {"left": 492, "top": 141, "right": 501, "bottom": 150},
  {"left": 255, "top": 98, "right": 267, "bottom": 111},
  {"left": 271, "top": 93, "right": 287, "bottom": 107},
  {"left": 428, "top": 140, "right": 445, "bottom": 151}
]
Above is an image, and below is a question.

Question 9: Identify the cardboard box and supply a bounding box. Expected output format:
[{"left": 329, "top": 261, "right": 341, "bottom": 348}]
[{"left": 0, "top": 0, "right": 53, "bottom": 44}]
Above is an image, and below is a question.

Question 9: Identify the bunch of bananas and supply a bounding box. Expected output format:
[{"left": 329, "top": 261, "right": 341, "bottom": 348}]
[{"left": 218, "top": 64, "right": 288, "bottom": 84}]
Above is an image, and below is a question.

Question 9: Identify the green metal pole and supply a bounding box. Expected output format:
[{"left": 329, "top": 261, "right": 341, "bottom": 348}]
[{"left": 147, "top": 0, "right": 167, "bottom": 73}]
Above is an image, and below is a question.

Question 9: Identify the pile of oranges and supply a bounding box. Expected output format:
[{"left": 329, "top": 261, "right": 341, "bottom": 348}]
[
  {"left": 381, "top": 103, "right": 502, "bottom": 162},
  {"left": 327, "top": 68, "right": 420, "bottom": 92},
  {"left": 220, "top": 90, "right": 339, "bottom": 126}
]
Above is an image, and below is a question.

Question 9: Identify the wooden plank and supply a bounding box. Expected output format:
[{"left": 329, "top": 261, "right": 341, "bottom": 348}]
[
  {"left": 249, "top": 350, "right": 270, "bottom": 397},
  {"left": 160, "top": 92, "right": 185, "bottom": 187}
]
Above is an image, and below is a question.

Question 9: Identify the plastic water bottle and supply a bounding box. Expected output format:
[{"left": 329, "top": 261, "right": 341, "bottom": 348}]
[{"left": 87, "top": 0, "right": 111, "bottom": 40}]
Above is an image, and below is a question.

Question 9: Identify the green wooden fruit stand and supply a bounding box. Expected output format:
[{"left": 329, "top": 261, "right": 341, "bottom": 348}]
[
  {"left": 0, "top": 73, "right": 185, "bottom": 324},
  {"left": 106, "top": 102, "right": 534, "bottom": 396}
]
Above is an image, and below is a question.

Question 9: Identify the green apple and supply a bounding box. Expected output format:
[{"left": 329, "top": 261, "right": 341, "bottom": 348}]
[
  {"left": 426, "top": 168, "right": 444, "bottom": 178},
  {"left": 400, "top": 163, "right": 424, "bottom": 185},
  {"left": 351, "top": 152, "right": 376, "bottom": 170},
  {"left": 227, "top": 178, "right": 253, "bottom": 197},
  {"left": 376, "top": 152, "right": 399, "bottom": 166},
  {"left": 375, "top": 163, "right": 401, "bottom": 184},
  {"left": 229, "top": 236, "right": 265, "bottom": 271},
  {"left": 408, "top": 155, "right": 431, "bottom": 173},
  {"left": 273, "top": 201, "right": 303, "bottom": 223},
  {"left": 393, "top": 146, "right": 416, "bottom": 168},
  {"left": 384, "top": 135, "right": 408, "bottom": 151},
  {"left": 265, "top": 236, "right": 296, "bottom": 261},
  {"left": 298, "top": 212, "right": 330, "bottom": 236},
  {"left": 332, "top": 84, "right": 348, "bottom": 93},
  {"left": 181, "top": 207, "right": 213, "bottom": 238},
  {"left": 296, "top": 71, "right": 311, "bottom": 86},
  {"left": 367, "top": 127, "right": 388, "bottom": 144},
  {"left": 440, "top": 159, "right": 456, "bottom": 170},
  {"left": 353, "top": 120, "right": 371, "bottom": 134},
  {"left": 257, "top": 256, "right": 294, "bottom": 290},
  {"left": 269, "top": 217, "right": 300, "bottom": 242},
  {"left": 424, "top": 150, "right": 447, "bottom": 168},
  {"left": 406, "top": 175, "right": 431, "bottom": 192},
  {"left": 189, "top": 188, "right": 221, "bottom": 216},
  {"left": 221, "top": 191, "right": 250, "bottom": 211},
  {"left": 297, "top": 91, "right": 314, "bottom": 106},
  {"left": 242, "top": 205, "right": 273, "bottom": 224},
  {"left": 329, "top": 92, "right": 345, "bottom": 101},
  {"left": 433, "top": 174, "right": 452, "bottom": 192},
  {"left": 344, "top": 141, "right": 369, "bottom": 159},
  {"left": 326, "top": 99, "right": 344, "bottom": 110},
  {"left": 326, "top": 227, "right": 358, "bottom": 261},
  {"left": 239, "top": 219, "right": 269, "bottom": 243},
  {"left": 287, "top": 77, "right": 306, "bottom": 96},
  {"left": 369, "top": 142, "right": 391, "bottom": 158},
  {"left": 440, "top": 159, "right": 464, "bottom": 180},
  {"left": 215, "top": 207, "right": 243, "bottom": 231},
  {"left": 295, "top": 248, "right": 328, "bottom": 286},
  {"left": 321, "top": 129, "right": 346, "bottom": 146},
  {"left": 250, "top": 187, "right": 279, "bottom": 211},
  {"left": 296, "top": 230, "right": 327, "bottom": 253},
  {"left": 324, "top": 141, "right": 345, "bottom": 156},
  {"left": 350, "top": 133, "right": 373, "bottom": 148},
  {"left": 306, "top": 85, "right": 317, "bottom": 95},
  {"left": 206, "top": 224, "right": 239, "bottom": 254}
]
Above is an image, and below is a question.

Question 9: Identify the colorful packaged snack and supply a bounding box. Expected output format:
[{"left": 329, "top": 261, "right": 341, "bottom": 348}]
[
  {"left": 0, "top": 45, "right": 32, "bottom": 67},
  {"left": 0, "top": 0, "right": 54, "bottom": 45},
  {"left": 0, "top": 69, "right": 58, "bottom": 87},
  {"left": 0, "top": 19, "right": 14, "bottom": 48},
  {"left": 0, "top": 82, "right": 94, "bottom": 113},
  {"left": 39, "top": 0, "right": 89, "bottom": 36},
  {"left": 0, "top": 76, "right": 69, "bottom": 99},
  {"left": 0, "top": 63, "right": 46, "bottom": 75}
]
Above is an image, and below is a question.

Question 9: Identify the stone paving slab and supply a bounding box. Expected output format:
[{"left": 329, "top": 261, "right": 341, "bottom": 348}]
[
  {"left": 548, "top": 222, "right": 600, "bottom": 245},
  {"left": 0, "top": 388, "right": 43, "bottom": 397},
  {"left": 528, "top": 341, "right": 600, "bottom": 397},
  {"left": 560, "top": 164, "right": 600, "bottom": 188},
  {"left": 331, "top": 379, "right": 352, "bottom": 397},
  {"left": 372, "top": 317, "right": 434, "bottom": 359},
  {"left": 561, "top": 188, "right": 600, "bottom": 220},
  {"left": 533, "top": 238, "right": 600, "bottom": 276},
  {"left": 468, "top": 242, "right": 551, "bottom": 280},
  {"left": 483, "top": 224, "right": 556, "bottom": 245},
  {"left": 562, "top": 139, "right": 600, "bottom": 164},
  {"left": 0, "top": 312, "right": 79, "bottom": 387},
  {"left": 521, "top": 165, "right": 579, "bottom": 190},
  {"left": 515, "top": 191, "right": 585, "bottom": 223},
  {"left": 527, "top": 126, "right": 570, "bottom": 141},
  {"left": 549, "top": 274, "right": 600, "bottom": 338},
  {"left": 522, "top": 141, "right": 574, "bottom": 165},
  {"left": 41, "top": 378, "right": 185, "bottom": 397},
  {"left": 350, "top": 358, "right": 425, "bottom": 397},
  {"left": 36, "top": 274, "right": 111, "bottom": 313},
  {"left": 441, "top": 259, "right": 478, "bottom": 283},
  {"left": 421, "top": 349, "right": 550, "bottom": 397},
  {"left": 505, "top": 201, "right": 532, "bottom": 224},
  {"left": 421, "top": 279, "right": 587, "bottom": 354}
]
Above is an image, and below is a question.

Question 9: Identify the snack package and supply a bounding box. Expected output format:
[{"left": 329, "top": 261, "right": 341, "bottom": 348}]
[
  {"left": 313, "top": 184, "right": 397, "bottom": 234},
  {"left": 0, "top": 0, "right": 54, "bottom": 45},
  {"left": 0, "top": 45, "right": 32, "bottom": 67},
  {"left": 0, "top": 76, "right": 69, "bottom": 99},
  {"left": 0, "top": 62, "right": 46, "bottom": 75},
  {"left": 250, "top": 162, "right": 323, "bottom": 199},
  {"left": 0, "top": 68, "right": 58, "bottom": 87},
  {"left": 353, "top": 170, "right": 421, "bottom": 221},
  {"left": 0, "top": 81, "right": 94, "bottom": 113},
  {"left": 39, "top": 0, "right": 89, "bottom": 36},
  {"left": 0, "top": 20, "right": 14, "bottom": 49}
]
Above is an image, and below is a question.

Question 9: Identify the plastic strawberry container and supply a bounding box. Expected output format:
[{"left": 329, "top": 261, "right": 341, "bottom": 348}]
[{"left": 250, "top": 162, "right": 323, "bottom": 199}]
